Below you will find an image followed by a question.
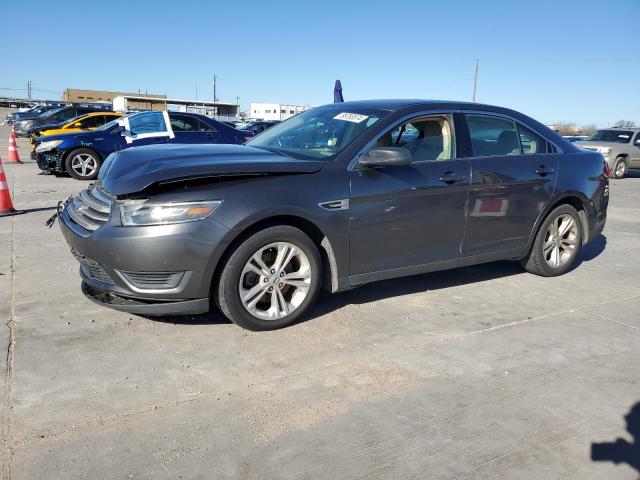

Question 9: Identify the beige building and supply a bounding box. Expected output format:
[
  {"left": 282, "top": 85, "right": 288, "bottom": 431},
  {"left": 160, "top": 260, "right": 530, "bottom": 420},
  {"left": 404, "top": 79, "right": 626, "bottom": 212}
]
[{"left": 62, "top": 89, "right": 167, "bottom": 110}]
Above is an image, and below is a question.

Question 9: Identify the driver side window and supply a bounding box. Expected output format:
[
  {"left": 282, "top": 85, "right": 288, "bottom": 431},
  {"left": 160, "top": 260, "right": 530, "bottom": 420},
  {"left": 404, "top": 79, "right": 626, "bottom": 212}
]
[{"left": 377, "top": 115, "right": 454, "bottom": 162}]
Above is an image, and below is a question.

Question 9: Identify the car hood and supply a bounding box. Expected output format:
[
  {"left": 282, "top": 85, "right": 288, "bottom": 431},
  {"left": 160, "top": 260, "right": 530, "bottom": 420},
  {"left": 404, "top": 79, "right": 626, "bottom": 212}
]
[{"left": 100, "top": 144, "right": 327, "bottom": 197}]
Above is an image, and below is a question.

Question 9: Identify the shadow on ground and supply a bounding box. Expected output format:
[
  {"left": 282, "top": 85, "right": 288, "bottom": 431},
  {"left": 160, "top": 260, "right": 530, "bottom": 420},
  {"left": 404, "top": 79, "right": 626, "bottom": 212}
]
[
  {"left": 592, "top": 401, "right": 640, "bottom": 475},
  {"left": 151, "top": 234, "right": 607, "bottom": 326}
]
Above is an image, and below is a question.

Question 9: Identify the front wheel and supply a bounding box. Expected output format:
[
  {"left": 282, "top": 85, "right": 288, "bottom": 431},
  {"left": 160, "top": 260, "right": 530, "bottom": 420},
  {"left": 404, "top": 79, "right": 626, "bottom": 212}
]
[
  {"left": 216, "top": 226, "right": 322, "bottom": 330},
  {"left": 521, "top": 204, "right": 582, "bottom": 277},
  {"left": 65, "top": 148, "right": 102, "bottom": 180},
  {"left": 611, "top": 157, "right": 627, "bottom": 179}
]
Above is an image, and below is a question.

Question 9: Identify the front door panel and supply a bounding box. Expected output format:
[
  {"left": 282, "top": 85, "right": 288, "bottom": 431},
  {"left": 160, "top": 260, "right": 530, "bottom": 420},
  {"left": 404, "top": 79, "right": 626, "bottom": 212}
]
[{"left": 349, "top": 160, "right": 470, "bottom": 276}]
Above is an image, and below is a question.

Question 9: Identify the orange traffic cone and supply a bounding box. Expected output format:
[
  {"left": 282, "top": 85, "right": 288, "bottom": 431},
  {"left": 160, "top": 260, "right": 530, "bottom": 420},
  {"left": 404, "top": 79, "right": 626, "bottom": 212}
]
[
  {"left": 7, "top": 127, "right": 22, "bottom": 164},
  {"left": 0, "top": 155, "right": 21, "bottom": 216}
]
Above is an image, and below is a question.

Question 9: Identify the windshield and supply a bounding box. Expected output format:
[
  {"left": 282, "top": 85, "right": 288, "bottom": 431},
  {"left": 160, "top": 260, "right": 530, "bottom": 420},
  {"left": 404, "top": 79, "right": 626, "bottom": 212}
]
[
  {"left": 39, "top": 107, "right": 65, "bottom": 119},
  {"left": 588, "top": 130, "right": 634, "bottom": 143},
  {"left": 246, "top": 106, "right": 385, "bottom": 160}
]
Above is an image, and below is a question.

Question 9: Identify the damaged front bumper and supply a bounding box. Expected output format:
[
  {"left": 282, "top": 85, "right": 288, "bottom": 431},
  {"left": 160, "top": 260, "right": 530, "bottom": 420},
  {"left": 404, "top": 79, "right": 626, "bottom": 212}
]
[{"left": 35, "top": 149, "right": 64, "bottom": 174}]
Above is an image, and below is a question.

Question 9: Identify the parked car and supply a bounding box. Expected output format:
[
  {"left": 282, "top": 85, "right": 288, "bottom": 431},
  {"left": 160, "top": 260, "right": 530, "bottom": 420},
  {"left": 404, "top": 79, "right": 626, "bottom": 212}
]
[
  {"left": 242, "top": 120, "right": 280, "bottom": 133},
  {"left": 576, "top": 127, "right": 640, "bottom": 178},
  {"left": 31, "top": 111, "right": 125, "bottom": 140},
  {"left": 30, "top": 112, "right": 125, "bottom": 159},
  {"left": 57, "top": 100, "right": 609, "bottom": 330},
  {"left": 563, "top": 135, "right": 588, "bottom": 143},
  {"left": 36, "top": 111, "right": 254, "bottom": 180},
  {"left": 5, "top": 105, "right": 62, "bottom": 125},
  {"left": 13, "top": 104, "right": 112, "bottom": 137}
]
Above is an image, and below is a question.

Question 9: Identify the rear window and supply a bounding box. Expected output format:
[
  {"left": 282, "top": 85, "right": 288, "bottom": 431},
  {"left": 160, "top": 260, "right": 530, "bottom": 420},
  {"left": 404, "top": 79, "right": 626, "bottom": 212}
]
[
  {"left": 466, "top": 114, "right": 519, "bottom": 157},
  {"left": 588, "top": 130, "right": 633, "bottom": 143}
]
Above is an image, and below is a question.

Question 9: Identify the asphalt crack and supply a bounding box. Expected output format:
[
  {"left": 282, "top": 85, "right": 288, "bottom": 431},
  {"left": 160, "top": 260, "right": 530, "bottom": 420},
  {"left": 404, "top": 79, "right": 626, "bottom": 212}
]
[{"left": 1, "top": 174, "right": 18, "bottom": 480}]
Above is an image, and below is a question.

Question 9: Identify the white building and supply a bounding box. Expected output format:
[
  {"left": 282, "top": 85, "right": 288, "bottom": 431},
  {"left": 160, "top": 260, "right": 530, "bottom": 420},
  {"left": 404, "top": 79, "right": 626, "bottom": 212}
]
[{"left": 249, "top": 102, "right": 311, "bottom": 121}]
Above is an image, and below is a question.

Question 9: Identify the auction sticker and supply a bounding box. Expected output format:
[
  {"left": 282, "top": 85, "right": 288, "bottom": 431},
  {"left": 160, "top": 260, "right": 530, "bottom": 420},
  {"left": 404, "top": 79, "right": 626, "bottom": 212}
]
[{"left": 334, "top": 112, "right": 369, "bottom": 123}]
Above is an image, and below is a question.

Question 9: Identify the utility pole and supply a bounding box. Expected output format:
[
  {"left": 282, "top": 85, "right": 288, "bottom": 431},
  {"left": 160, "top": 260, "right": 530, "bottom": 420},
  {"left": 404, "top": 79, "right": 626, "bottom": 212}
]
[
  {"left": 236, "top": 96, "right": 240, "bottom": 120},
  {"left": 212, "top": 76, "right": 218, "bottom": 103},
  {"left": 472, "top": 59, "right": 479, "bottom": 102},
  {"left": 27, "top": 80, "right": 32, "bottom": 101},
  {"left": 195, "top": 85, "right": 198, "bottom": 100}
]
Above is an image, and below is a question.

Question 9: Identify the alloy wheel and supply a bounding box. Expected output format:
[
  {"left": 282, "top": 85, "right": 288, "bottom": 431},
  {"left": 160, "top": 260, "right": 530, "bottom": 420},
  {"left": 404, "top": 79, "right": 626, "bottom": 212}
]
[
  {"left": 543, "top": 214, "right": 578, "bottom": 268},
  {"left": 238, "top": 242, "right": 312, "bottom": 320},
  {"left": 615, "top": 160, "right": 626, "bottom": 178},
  {"left": 70, "top": 153, "right": 98, "bottom": 178}
]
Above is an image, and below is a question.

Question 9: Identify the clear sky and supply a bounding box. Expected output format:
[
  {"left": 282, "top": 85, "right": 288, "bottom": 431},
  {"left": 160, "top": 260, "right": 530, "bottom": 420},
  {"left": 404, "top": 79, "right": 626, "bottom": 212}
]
[{"left": 1, "top": 0, "right": 638, "bottom": 126}]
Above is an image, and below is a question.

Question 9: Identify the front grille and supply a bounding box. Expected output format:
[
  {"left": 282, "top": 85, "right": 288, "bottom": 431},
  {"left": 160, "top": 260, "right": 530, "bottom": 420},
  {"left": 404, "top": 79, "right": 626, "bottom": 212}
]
[
  {"left": 119, "top": 271, "right": 185, "bottom": 290},
  {"left": 66, "top": 185, "right": 112, "bottom": 232},
  {"left": 71, "top": 250, "right": 115, "bottom": 285}
]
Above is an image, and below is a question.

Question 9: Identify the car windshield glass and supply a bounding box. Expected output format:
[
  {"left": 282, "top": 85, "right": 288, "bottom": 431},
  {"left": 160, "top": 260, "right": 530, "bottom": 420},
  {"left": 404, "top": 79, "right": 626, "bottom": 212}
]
[
  {"left": 588, "top": 130, "right": 633, "bottom": 143},
  {"left": 246, "top": 106, "right": 385, "bottom": 160},
  {"left": 39, "top": 107, "right": 64, "bottom": 119}
]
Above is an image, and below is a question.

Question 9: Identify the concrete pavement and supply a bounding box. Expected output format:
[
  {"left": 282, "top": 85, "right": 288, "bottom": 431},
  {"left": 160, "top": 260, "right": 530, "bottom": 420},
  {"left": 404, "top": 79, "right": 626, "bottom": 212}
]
[{"left": 0, "top": 115, "right": 639, "bottom": 479}]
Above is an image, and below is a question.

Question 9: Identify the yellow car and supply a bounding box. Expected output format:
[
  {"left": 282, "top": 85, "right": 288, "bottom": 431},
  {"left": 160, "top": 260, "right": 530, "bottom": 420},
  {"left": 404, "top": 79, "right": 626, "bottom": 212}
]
[{"left": 31, "top": 112, "right": 124, "bottom": 143}]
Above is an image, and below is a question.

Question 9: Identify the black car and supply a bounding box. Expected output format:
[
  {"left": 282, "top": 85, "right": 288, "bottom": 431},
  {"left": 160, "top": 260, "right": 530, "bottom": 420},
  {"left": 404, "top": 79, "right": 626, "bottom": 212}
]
[
  {"left": 13, "top": 104, "right": 113, "bottom": 137},
  {"left": 58, "top": 100, "right": 608, "bottom": 331},
  {"left": 242, "top": 120, "right": 280, "bottom": 133},
  {"left": 5, "top": 104, "right": 62, "bottom": 125}
]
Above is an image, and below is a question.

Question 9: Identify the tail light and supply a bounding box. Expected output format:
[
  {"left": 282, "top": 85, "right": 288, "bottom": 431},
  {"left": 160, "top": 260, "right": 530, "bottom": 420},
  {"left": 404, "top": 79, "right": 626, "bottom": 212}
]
[{"left": 603, "top": 160, "right": 611, "bottom": 177}]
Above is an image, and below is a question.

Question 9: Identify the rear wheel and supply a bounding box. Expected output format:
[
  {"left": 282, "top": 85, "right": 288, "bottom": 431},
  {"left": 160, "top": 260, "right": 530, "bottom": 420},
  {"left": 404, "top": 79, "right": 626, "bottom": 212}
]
[
  {"left": 521, "top": 204, "right": 582, "bottom": 277},
  {"left": 216, "top": 226, "right": 322, "bottom": 330},
  {"left": 612, "top": 157, "right": 627, "bottom": 179},
  {"left": 65, "top": 148, "right": 101, "bottom": 180}
]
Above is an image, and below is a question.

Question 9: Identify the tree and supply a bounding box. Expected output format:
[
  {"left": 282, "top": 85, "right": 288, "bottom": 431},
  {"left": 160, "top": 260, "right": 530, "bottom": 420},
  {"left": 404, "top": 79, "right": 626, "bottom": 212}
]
[
  {"left": 613, "top": 120, "right": 635, "bottom": 128},
  {"left": 580, "top": 124, "right": 597, "bottom": 136}
]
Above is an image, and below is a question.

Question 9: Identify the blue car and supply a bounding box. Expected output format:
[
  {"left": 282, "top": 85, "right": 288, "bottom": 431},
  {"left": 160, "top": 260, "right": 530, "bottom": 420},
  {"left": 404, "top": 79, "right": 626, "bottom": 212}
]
[{"left": 35, "top": 111, "right": 254, "bottom": 180}]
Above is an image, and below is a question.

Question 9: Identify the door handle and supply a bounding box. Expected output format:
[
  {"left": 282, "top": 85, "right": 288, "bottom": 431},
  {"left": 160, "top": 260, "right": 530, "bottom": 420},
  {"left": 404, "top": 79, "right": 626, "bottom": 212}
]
[
  {"left": 439, "top": 172, "right": 465, "bottom": 184},
  {"left": 535, "top": 165, "right": 555, "bottom": 176}
]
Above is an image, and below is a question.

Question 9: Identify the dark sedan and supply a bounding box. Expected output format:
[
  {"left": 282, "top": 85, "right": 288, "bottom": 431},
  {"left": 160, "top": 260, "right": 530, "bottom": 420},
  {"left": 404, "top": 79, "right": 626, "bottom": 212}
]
[
  {"left": 35, "top": 111, "right": 254, "bottom": 180},
  {"left": 57, "top": 100, "right": 608, "bottom": 330},
  {"left": 13, "top": 104, "right": 112, "bottom": 137}
]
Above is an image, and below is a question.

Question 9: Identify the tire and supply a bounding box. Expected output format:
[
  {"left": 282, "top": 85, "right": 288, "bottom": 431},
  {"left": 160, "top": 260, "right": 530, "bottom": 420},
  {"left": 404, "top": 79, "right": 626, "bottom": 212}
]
[
  {"left": 521, "top": 204, "right": 583, "bottom": 277},
  {"left": 216, "top": 226, "right": 322, "bottom": 331},
  {"left": 64, "top": 148, "right": 102, "bottom": 180},
  {"left": 611, "top": 157, "right": 627, "bottom": 179}
]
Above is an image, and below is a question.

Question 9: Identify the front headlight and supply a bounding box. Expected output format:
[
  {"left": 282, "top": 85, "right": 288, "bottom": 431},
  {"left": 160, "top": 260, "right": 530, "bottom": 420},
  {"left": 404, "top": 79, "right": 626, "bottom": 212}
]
[
  {"left": 35, "top": 139, "right": 63, "bottom": 153},
  {"left": 120, "top": 200, "right": 221, "bottom": 226},
  {"left": 597, "top": 147, "right": 612, "bottom": 156}
]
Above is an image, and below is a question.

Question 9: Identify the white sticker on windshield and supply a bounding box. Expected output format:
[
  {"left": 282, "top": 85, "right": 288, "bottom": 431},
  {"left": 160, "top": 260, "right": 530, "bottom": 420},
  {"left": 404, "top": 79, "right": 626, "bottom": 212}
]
[
  {"left": 619, "top": 135, "right": 630, "bottom": 139},
  {"left": 334, "top": 112, "right": 369, "bottom": 123}
]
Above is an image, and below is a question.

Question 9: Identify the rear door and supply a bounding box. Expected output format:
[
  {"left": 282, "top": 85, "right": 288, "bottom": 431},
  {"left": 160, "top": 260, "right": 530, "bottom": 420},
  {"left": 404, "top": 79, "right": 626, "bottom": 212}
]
[
  {"left": 631, "top": 132, "right": 640, "bottom": 166},
  {"left": 461, "top": 113, "right": 559, "bottom": 259}
]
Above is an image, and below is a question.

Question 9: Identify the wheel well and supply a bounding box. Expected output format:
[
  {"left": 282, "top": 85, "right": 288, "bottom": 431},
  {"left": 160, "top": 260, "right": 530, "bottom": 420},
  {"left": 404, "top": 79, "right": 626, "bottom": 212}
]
[
  {"left": 541, "top": 196, "right": 589, "bottom": 244},
  {"left": 210, "top": 215, "right": 338, "bottom": 296},
  {"left": 62, "top": 147, "right": 102, "bottom": 171}
]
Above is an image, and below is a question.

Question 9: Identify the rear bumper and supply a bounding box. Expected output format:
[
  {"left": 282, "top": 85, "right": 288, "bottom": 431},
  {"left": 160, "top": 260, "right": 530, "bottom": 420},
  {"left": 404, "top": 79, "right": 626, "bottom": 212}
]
[{"left": 82, "top": 282, "right": 210, "bottom": 316}]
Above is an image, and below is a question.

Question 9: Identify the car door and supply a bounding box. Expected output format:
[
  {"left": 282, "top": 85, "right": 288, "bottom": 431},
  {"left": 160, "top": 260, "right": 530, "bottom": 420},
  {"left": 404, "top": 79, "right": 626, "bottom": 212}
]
[
  {"left": 348, "top": 113, "right": 470, "bottom": 279},
  {"left": 197, "top": 118, "right": 221, "bottom": 143},
  {"left": 122, "top": 111, "right": 174, "bottom": 147},
  {"left": 460, "top": 113, "right": 559, "bottom": 260},
  {"left": 168, "top": 114, "right": 207, "bottom": 144},
  {"left": 631, "top": 132, "right": 640, "bottom": 166}
]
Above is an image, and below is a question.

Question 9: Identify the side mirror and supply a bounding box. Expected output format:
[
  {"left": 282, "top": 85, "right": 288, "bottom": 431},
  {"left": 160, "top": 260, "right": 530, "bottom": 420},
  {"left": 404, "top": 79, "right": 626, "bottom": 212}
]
[
  {"left": 359, "top": 147, "right": 412, "bottom": 167},
  {"left": 112, "top": 125, "right": 125, "bottom": 135}
]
